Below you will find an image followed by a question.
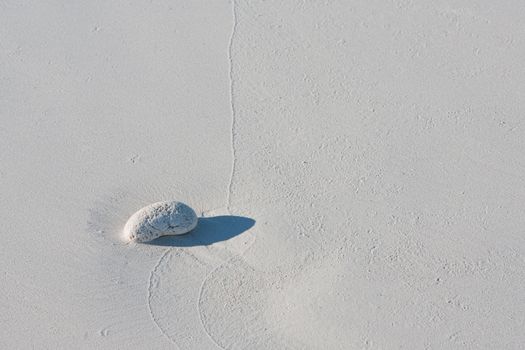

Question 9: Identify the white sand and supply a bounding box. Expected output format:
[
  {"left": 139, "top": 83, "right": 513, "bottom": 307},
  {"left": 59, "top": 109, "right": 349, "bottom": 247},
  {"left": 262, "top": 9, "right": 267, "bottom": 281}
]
[{"left": 2, "top": 0, "right": 525, "bottom": 349}]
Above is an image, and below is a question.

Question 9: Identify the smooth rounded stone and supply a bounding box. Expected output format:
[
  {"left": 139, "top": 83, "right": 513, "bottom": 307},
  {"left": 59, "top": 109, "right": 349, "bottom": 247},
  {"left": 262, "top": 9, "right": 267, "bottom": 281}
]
[{"left": 123, "top": 201, "right": 198, "bottom": 243}]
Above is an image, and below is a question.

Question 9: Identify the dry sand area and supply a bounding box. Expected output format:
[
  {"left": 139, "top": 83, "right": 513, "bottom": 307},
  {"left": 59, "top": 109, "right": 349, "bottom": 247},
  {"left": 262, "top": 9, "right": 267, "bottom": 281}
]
[{"left": 2, "top": 0, "right": 525, "bottom": 349}]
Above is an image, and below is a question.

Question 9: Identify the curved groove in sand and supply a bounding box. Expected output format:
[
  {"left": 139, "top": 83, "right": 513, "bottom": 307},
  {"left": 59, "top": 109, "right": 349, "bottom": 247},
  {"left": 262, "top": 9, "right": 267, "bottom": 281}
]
[
  {"left": 147, "top": 248, "right": 181, "bottom": 349},
  {"left": 197, "top": 239, "right": 257, "bottom": 349},
  {"left": 198, "top": 267, "right": 227, "bottom": 349},
  {"left": 225, "top": 0, "right": 238, "bottom": 213}
]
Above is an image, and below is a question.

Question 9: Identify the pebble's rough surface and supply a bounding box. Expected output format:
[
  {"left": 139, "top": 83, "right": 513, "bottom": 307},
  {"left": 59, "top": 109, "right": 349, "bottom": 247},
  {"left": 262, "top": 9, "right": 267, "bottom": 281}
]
[{"left": 124, "top": 201, "right": 198, "bottom": 242}]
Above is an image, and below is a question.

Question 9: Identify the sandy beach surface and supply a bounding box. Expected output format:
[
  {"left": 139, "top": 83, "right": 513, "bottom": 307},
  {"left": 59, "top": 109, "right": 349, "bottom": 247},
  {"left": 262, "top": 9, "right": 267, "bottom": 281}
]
[{"left": 2, "top": 0, "right": 525, "bottom": 349}]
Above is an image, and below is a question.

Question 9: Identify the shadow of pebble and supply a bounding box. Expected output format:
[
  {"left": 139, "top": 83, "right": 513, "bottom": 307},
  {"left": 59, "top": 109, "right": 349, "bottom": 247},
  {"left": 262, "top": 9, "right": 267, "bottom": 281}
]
[{"left": 145, "top": 215, "right": 255, "bottom": 247}]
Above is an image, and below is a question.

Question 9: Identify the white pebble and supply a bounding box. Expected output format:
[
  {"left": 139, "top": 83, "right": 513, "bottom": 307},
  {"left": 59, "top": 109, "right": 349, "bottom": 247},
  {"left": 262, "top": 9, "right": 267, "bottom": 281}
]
[{"left": 123, "top": 201, "right": 198, "bottom": 242}]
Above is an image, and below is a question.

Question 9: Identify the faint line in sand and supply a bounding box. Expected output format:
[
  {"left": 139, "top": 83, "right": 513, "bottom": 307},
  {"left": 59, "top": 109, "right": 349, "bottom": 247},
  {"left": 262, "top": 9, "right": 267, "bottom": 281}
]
[
  {"left": 226, "top": 0, "right": 239, "bottom": 213},
  {"left": 147, "top": 249, "right": 181, "bottom": 349}
]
